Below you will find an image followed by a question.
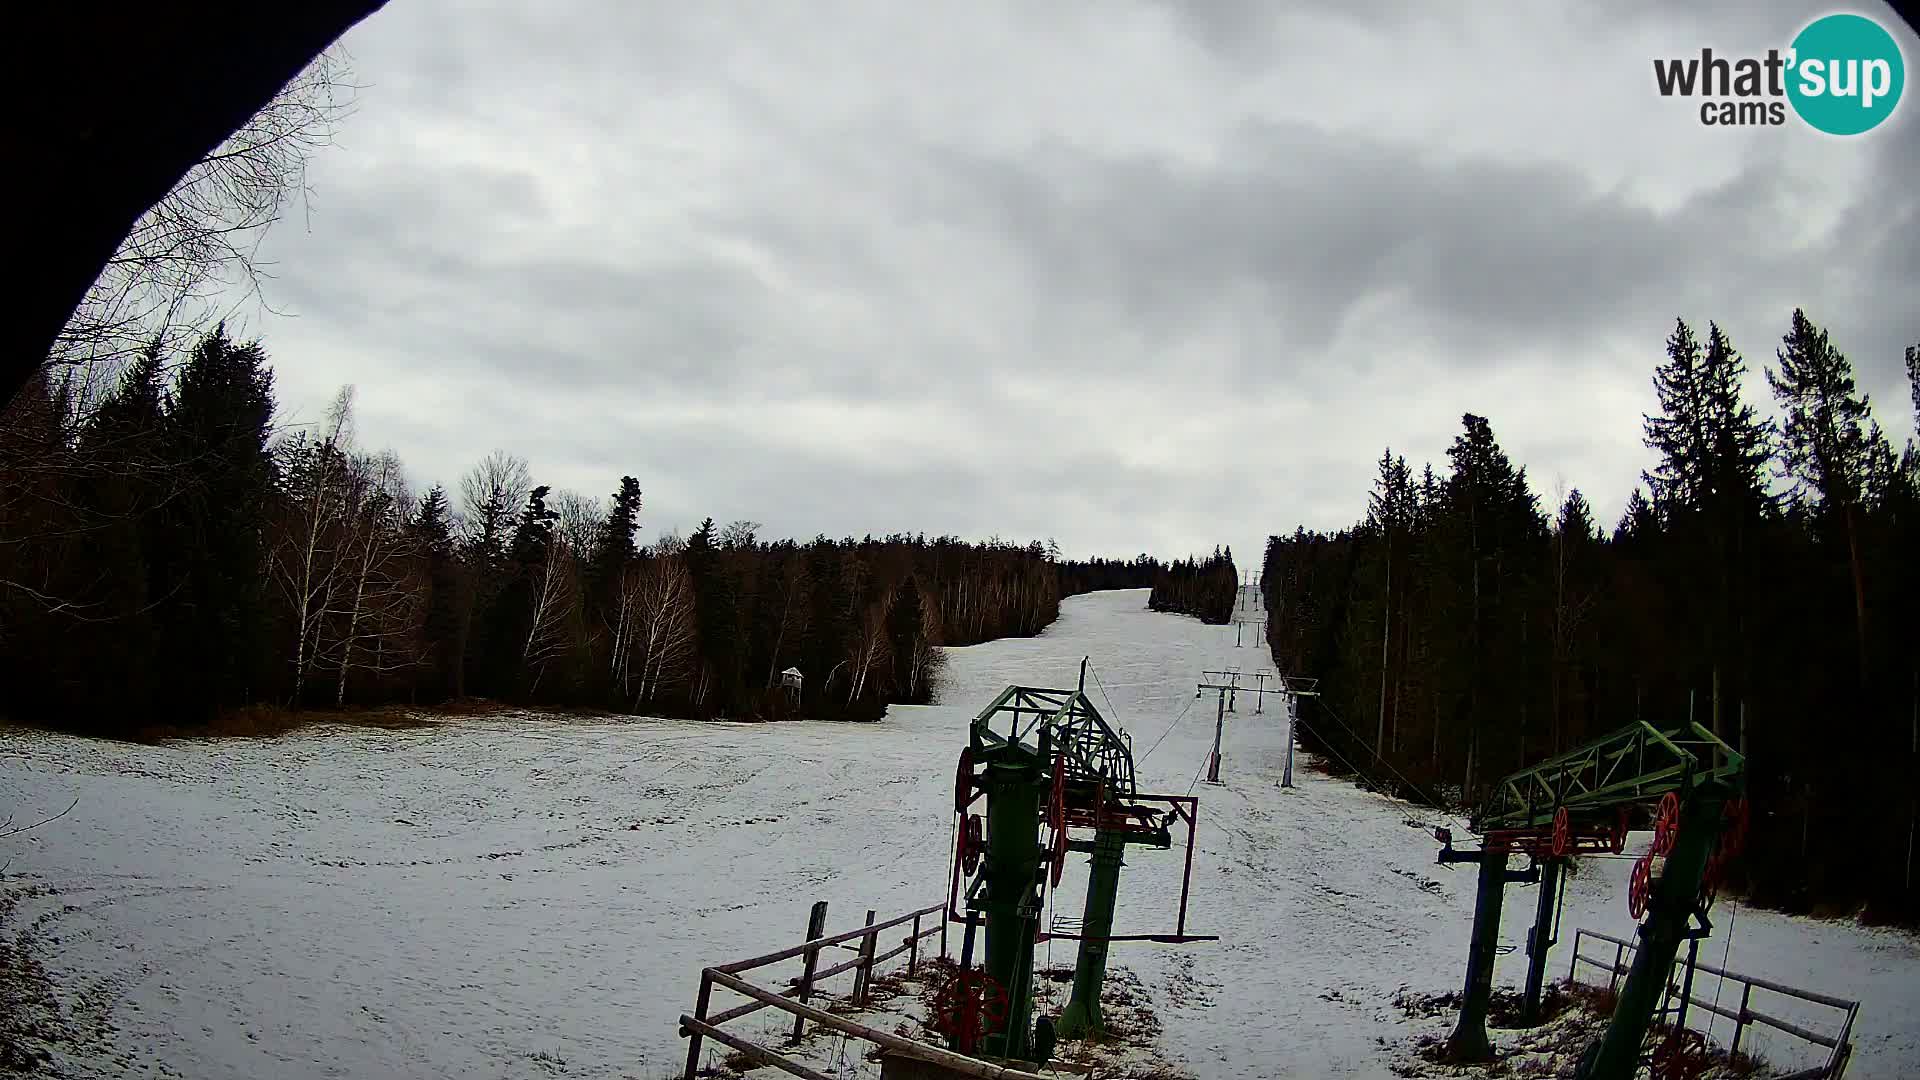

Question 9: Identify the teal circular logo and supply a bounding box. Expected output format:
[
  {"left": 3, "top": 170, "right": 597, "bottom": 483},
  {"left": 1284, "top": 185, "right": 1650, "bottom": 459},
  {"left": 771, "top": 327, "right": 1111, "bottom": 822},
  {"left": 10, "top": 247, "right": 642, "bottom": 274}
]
[{"left": 1787, "top": 13, "right": 1905, "bottom": 135}]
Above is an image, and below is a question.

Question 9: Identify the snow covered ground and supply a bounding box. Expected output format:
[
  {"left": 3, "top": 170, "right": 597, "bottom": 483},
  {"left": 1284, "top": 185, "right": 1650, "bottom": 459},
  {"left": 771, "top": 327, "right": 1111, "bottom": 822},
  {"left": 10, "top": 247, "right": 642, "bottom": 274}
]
[{"left": 1, "top": 588, "right": 1915, "bottom": 1079}]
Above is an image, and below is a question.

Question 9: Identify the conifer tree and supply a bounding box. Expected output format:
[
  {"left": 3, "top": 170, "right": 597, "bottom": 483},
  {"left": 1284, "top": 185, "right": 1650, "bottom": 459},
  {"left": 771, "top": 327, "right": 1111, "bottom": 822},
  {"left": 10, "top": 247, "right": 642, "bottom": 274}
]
[
  {"left": 155, "top": 326, "right": 277, "bottom": 717},
  {"left": 1768, "top": 310, "right": 1875, "bottom": 682},
  {"left": 888, "top": 575, "right": 926, "bottom": 701},
  {"left": 410, "top": 485, "right": 462, "bottom": 700}
]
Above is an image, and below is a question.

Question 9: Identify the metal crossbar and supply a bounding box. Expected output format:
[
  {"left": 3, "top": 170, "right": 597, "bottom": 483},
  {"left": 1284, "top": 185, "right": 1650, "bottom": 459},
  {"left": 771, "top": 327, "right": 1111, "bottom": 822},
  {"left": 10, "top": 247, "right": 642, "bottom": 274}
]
[{"left": 1476, "top": 721, "right": 1745, "bottom": 830}]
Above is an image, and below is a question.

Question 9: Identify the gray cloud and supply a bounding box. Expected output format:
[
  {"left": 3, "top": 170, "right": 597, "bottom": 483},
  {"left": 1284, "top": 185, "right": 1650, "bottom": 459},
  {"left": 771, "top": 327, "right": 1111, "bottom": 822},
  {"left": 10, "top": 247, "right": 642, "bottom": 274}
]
[{"left": 239, "top": 0, "right": 1920, "bottom": 566}]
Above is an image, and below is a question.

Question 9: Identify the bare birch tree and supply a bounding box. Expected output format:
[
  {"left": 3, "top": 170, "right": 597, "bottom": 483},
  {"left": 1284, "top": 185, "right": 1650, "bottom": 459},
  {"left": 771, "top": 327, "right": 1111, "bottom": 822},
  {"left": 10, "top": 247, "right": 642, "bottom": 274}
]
[
  {"left": 631, "top": 553, "right": 697, "bottom": 707},
  {"left": 270, "top": 387, "right": 354, "bottom": 702},
  {"left": 522, "top": 539, "right": 577, "bottom": 694},
  {"left": 328, "top": 450, "right": 416, "bottom": 706},
  {"left": 52, "top": 51, "right": 358, "bottom": 409},
  {"left": 846, "top": 602, "right": 890, "bottom": 705},
  {"left": 459, "top": 451, "right": 533, "bottom": 561},
  {"left": 551, "top": 490, "right": 604, "bottom": 559}
]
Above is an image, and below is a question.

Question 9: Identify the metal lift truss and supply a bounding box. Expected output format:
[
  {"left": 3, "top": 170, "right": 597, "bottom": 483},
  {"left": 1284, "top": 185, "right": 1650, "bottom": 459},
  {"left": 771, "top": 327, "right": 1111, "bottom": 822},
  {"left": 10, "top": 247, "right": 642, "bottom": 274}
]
[
  {"left": 1475, "top": 720, "right": 1746, "bottom": 833},
  {"left": 970, "top": 684, "right": 1139, "bottom": 804},
  {"left": 943, "top": 682, "right": 1210, "bottom": 1059},
  {"left": 1443, "top": 719, "right": 1750, "bottom": 1080}
]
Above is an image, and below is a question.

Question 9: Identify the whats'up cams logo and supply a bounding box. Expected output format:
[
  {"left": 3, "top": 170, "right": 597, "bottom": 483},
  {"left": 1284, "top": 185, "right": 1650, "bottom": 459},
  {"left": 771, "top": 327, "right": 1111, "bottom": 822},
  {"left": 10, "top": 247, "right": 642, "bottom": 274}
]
[{"left": 1654, "top": 12, "right": 1906, "bottom": 134}]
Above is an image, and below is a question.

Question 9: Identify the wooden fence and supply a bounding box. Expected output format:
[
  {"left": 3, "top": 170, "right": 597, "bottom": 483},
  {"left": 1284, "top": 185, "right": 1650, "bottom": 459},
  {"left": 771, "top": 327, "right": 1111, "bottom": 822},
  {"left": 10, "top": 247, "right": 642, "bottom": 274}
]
[
  {"left": 1567, "top": 927, "right": 1860, "bottom": 1079},
  {"left": 679, "top": 900, "right": 1051, "bottom": 1080}
]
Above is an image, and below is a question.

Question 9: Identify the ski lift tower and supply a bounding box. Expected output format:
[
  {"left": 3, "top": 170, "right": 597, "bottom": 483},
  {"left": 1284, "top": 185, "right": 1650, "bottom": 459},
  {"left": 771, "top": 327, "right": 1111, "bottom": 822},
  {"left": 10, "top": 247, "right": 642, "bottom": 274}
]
[
  {"left": 1195, "top": 669, "right": 1316, "bottom": 784},
  {"left": 1432, "top": 721, "right": 1747, "bottom": 1079},
  {"left": 943, "top": 661, "right": 1214, "bottom": 1061}
]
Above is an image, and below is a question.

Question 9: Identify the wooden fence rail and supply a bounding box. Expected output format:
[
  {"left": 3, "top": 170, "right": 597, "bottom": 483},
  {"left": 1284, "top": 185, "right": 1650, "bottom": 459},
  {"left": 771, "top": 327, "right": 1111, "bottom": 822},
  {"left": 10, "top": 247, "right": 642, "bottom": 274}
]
[
  {"left": 1567, "top": 927, "right": 1860, "bottom": 1079},
  {"left": 682, "top": 900, "right": 973, "bottom": 1080}
]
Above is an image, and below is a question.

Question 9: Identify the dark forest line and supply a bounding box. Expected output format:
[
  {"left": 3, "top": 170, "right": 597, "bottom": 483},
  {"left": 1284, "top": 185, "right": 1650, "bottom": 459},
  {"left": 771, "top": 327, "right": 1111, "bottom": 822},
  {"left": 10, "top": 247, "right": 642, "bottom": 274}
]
[
  {"left": 1262, "top": 310, "right": 1920, "bottom": 922},
  {"left": 0, "top": 330, "right": 1186, "bottom": 734},
  {"left": 1147, "top": 548, "right": 1241, "bottom": 624}
]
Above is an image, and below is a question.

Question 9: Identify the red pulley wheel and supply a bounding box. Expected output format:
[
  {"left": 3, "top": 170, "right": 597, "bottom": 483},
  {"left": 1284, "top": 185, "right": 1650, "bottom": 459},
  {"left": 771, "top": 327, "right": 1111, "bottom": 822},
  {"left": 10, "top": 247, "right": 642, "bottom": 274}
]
[
  {"left": 1652, "top": 792, "right": 1681, "bottom": 856},
  {"left": 1628, "top": 853, "right": 1654, "bottom": 919},
  {"left": 959, "top": 814, "right": 984, "bottom": 876},
  {"left": 1551, "top": 806, "right": 1571, "bottom": 857},
  {"left": 1050, "top": 808, "right": 1068, "bottom": 887},
  {"left": 1699, "top": 849, "right": 1724, "bottom": 910},
  {"left": 1721, "top": 797, "right": 1749, "bottom": 858},
  {"left": 933, "top": 970, "right": 1008, "bottom": 1052},
  {"left": 954, "top": 746, "right": 974, "bottom": 816},
  {"left": 1049, "top": 754, "right": 1066, "bottom": 835}
]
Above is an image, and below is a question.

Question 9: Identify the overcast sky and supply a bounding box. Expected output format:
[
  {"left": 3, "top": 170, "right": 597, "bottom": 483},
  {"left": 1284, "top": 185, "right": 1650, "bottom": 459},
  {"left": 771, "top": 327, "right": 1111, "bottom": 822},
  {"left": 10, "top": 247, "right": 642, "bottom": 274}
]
[{"left": 236, "top": 0, "right": 1920, "bottom": 569}]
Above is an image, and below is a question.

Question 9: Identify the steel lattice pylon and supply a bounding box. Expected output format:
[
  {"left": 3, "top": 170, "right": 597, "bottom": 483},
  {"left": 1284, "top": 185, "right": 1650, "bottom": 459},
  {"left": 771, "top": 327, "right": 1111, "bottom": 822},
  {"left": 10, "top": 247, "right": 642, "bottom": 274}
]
[
  {"left": 949, "top": 666, "right": 1211, "bottom": 1059},
  {"left": 1437, "top": 719, "right": 1748, "bottom": 1080},
  {"left": 1474, "top": 720, "right": 1745, "bottom": 832}
]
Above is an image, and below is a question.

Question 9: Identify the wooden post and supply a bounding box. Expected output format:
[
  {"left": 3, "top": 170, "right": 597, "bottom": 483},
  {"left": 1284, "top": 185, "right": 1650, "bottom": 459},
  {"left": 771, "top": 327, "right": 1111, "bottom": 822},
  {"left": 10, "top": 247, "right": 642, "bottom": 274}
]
[
  {"left": 1730, "top": 982, "right": 1753, "bottom": 1057},
  {"left": 940, "top": 907, "right": 949, "bottom": 961},
  {"left": 852, "top": 909, "right": 878, "bottom": 1007},
  {"left": 790, "top": 900, "right": 829, "bottom": 1042},
  {"left": 1609, "top": 941, "right": 1625, "bottom": 995},
  {"left": 908, "top": 911, "right": 922, "bottom": 974},
  {"left": 1568, "top": 929, "right": 1582, "bottom": 983},
  {"left": 683, "top": 970, "right": 714, "bottom": 1080}
]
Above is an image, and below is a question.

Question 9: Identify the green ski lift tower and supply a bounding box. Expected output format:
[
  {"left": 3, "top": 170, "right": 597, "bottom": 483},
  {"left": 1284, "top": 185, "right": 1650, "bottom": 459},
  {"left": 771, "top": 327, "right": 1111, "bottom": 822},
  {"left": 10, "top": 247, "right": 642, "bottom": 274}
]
[
  {"left": 939, "top": 662, "right": 1213, "bottom": 1063},
  {"left": 1432, "top": 720, "right": 1748, "bottom": 1080}
]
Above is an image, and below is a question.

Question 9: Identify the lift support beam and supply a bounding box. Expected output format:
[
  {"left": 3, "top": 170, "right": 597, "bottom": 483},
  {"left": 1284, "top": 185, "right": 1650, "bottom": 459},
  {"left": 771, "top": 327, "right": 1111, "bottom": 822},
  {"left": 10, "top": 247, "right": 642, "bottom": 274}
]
[{"left": 1436, "top": 720, "right": 1743, "bottom": 1080}]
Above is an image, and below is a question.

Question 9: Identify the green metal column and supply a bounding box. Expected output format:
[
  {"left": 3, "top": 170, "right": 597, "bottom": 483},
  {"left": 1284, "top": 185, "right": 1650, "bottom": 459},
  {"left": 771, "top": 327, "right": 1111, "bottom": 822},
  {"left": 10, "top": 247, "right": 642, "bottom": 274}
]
[
  {"left": 1522, "top": 858, "right": 1562, "bottom": 1025},
  {"left": 1054, "top": 827, "right": 1127, "bottom": 1038},
  {"left": 980, "top": 753, "right": 1045, "bottom": 1061},
  {"left": 1446, "top": 850, "right": 1510, "bottom": 1061},
  {"left": 1577, "top": 792, "right": 1725, "bottom": 1080}
]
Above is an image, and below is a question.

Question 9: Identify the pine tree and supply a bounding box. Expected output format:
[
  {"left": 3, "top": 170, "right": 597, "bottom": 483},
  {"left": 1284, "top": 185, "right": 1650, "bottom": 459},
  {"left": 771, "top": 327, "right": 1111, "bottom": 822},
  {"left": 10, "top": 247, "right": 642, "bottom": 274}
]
[
  {"left": 1905, "top": 344, "right": 1920, "bottom": 482},
  {"left": 684, "top": 517, "right": 739, "bottom": 714},
  {"left": 71, "top": 348, "right": 169, "bottom": 716},
  {"left": 1612, "top": 487, "right": 1657, "bottom": 545},
  {"left": 1643, "top": 318, "right": 1711, "bottom": 516},
  {"left": 410, "top": 486, "right": 463, "bottom": 701},
  {"left": 1768, "top": 310, "right": 1874, "bottom": 683},
  {"left": 888, "top": 575, "right": 926, "bottom": 701},
  {"left": 153, "top": 326, "right": 277, "bottom": 719},
  {"left": 1365, "top": 448, "right": 1414, "bottom": 755},
  {"left": 1439, "top": 413, "right": 1543, "bottom": 791},
  {"left": 1641, "top": 319, "right": 1773, "bottom": 739}
]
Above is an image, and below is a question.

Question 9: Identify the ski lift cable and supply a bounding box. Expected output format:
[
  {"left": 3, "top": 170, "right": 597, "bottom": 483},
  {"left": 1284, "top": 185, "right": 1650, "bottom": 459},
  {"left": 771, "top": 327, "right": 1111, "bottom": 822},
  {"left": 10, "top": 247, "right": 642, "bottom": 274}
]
[
  {"left": 1184, "top": 747, "right": 1211, "bottom": 797},
  {"left": 1292, "top": 712, "right": 1467, "bottom": 833},
  {"left": 1306, "top": 695, "right": 1468, "bottom": 827},
  {"left": 1708, "top": 899, "right": 1740, "bottom": 1045},
  {"left": 1088, "top": 662, "right": 1124, "bottom": 728},
  {"left": 1138, "top": 694, "right": 1198, "bottom": 765}
]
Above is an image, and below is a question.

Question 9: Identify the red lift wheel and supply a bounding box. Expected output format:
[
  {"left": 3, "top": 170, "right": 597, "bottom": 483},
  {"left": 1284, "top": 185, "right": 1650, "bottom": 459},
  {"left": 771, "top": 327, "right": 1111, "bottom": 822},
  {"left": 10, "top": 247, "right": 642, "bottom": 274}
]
[
  {"left": 958, "top": 813, "right": 984, "bottom": 876},
  {"left": 1049, "top": 754, "right": 1067, "bottom": 836},
  {"left": 1628, "top": 853, "right": 1654, "bottom": 920},
  {"left": 1699, "top": 849, "right": 1724, "bottom": 910},
  {"left": 1551, "top": 807, "right": 1571, "bottom": 857},
  {"left": 1720, "top": 797, "right": 1749, "bottom": 858},
  {"left": 954, "top": 746, "right": 975, "bottom": 816},
  {"left": 933, "top": 969, "right": 1009, "bottom": 1052},
  {"left": 1652, "top": 792, "right": 1681, "bottom": 856},
  {"left": 1050, "top": 806, "right": 1068, "bottom": 887}
]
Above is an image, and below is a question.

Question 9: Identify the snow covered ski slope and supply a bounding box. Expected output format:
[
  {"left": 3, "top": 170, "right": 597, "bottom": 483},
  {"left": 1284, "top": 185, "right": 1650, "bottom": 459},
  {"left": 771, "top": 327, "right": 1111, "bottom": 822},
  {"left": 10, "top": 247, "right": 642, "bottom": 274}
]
[{"left": 1, "top": 589, "right": 1916, "bottom": 1078}]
